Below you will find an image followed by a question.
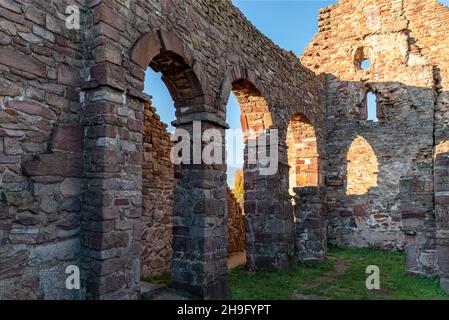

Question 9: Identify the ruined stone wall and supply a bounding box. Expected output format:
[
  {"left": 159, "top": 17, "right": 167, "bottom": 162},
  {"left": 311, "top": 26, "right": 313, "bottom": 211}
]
[
  {"left": 227, "top": 189, "right": 245, "bottom": 254},
  {"left": 401, "top": 0, "right": 449, "bottom": 283},
  {"left": 5, "top": 0, "right": 446, "bottom": 300},
  {"left": 141, "top": 100, "right": 173, "bottom": 278},
  {"left": 106, "top": 0, "right": 325, "bottom": 299},
  {"left": 302, "top": 0, "right": 437, "bottom": 269},
  {"left": 0, "top": 0, "right": 85, "bottom": 299},
  {"left": 0, "top": 0, "right": 325, "bottom": 299},
  {"left": 294, "top": 186, "right": 327, "bottom": 263}
]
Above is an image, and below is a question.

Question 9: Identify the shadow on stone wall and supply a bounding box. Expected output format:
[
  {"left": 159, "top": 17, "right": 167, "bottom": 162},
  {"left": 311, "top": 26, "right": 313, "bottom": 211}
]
[{"left": 323, "top": 75, "right": 444, "bottom": 277}]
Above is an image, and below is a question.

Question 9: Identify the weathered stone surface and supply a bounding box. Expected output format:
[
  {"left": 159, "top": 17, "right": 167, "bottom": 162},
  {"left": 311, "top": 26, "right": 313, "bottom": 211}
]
[
  {"left": 25, "top": 6, "right": 45, "bottom": 25},
  {"left": 57, "top": 65, "right": 79, "bottom": 87},
  {"left": 51, "top": 124, "right": 83, "bottom": 152},
  {"left": 6, "top": 100, "right": 57, "bottom": 120},
  {"left": 60, "top": 178, "right": 82, "bottom": 197},
  {"left": 29, "top": 239, "right": 80, "bottom": 266},
  {"left": 22, "top": 154, "right": 83, "bottom": 177},
  {"left": 141, "top": 102, "right": 174, "bottom": 278},
  {"left": 0, "top": 47, "right": 46, "bottom": 76},
  {"left": 0, "top": 78, "right": 21, "bottom": 96}
]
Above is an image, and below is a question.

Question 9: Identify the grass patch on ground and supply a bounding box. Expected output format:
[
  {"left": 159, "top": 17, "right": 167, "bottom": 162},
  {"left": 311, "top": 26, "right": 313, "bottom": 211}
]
[
  {"left": 141, "top": 272, "right": 171, "bottom": 284},
  {"left": 229, "top": 246, "right": 449, "bottom": 300}
]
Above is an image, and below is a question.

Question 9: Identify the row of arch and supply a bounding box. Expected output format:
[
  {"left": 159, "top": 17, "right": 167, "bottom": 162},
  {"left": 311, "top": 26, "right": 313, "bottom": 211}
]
[
  {"left": 133, "top": 29, "right": 384, "bottom": 253},
  {"left": 83, "top": 29, "right": 389, "bottom": 299},
  {"left": 130, "top": 30, "right": 324, "bottom": 298}
]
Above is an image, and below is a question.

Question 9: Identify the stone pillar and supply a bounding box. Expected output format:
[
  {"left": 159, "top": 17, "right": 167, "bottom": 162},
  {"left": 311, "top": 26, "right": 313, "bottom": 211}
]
[
  {"left": 170, "top": 120, "right": 229, "bottom": 299},
  {"left": 293, "top": 186, "right": 327, "bottom": 263},
  {"left": 81, "top": 88, "right": 144, "bottom": 300},
  {"left": 400, "top": 175, "right": 437, "bottom": 276},
  {"left": 435, "top": 152, "right": 449, "bottom": 293},
  {"left": 244, "top": 146, "right": 295, "bottom": 271}
]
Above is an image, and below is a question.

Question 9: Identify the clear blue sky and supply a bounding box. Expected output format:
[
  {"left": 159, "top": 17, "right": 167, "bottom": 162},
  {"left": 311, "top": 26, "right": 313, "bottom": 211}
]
[{"left": 144, "top": 0, "right": 449, "bottom": 186}]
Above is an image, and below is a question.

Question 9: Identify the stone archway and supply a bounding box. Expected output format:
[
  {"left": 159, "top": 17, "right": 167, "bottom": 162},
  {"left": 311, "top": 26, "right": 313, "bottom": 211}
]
[
  {"left": 132, "top": 30, "right": 230, "bottom": 299},
  {"left": 219, "top": 69, "right": 295, "bottom": 271},
  {"left": 286, "top": 113, "right": 326, "bottom": 263},
  {"left": 81, "top": 29, "right": 230, "bottom": 300},
  {"left": 286, "top": 113, "right": 320, "bottom": 194}
]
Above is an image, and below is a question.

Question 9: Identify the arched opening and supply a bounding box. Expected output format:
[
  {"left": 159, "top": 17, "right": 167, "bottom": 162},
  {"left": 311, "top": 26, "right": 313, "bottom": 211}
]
[
  {"left": 140, "top": 67, "right": 175, "bottom": 281},
  {"left": 224, "top": 78, "right": 293, "bottom": 272},
  {"left": 354, "top": 46, "right": 372, "bottom": 71},
  {"left": 346, "top": 135, "right": 379, "bottom": 195},
  {"left": 221, "top": 75, "right": 292, "bottom": 272},
  {"left": 148, "top": 51, "right": 204, "bottom": 110},
  {"left": 286, "top": 113, "right": 319, "bottom": 195},
  {"left": 366, "top": 91, "right": 379, "bottom": 122},
  {"left": 225, "top": 79, "right": 274, "bottom": 271},
  {"left": 226, "top": 92, "right": 246, "bottom": 269},
  {"left": 286, "top": 114, "right": 325, "bottom": 263},
  {"left": 130, "top": 31, "right": 229, "bottom": 299}
]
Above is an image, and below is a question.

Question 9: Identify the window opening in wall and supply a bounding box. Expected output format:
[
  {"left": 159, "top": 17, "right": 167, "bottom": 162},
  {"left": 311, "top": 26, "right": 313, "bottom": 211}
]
[
  {"left": 226, "top": 91, "right": 246, "bottom": 270},
  {"left": 140, "top": 67, "right": 177, "bottom": 280},
  {"left": 360, "top": 59, "right": 371, "bottom": 70},
  {"left": 366, "top": 92, "right": 378, "bottom": 122}
]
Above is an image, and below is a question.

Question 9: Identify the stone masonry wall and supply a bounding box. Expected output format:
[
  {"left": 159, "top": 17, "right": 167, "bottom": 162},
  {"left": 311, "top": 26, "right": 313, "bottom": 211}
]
[
  {"left": 294, "top": 186, "right": 327, "bottom": 263},
  {"left": 141, "top": 100, "right": 174, "bottom": 278},
  {"left": 302, "top": 0, "right": 437, "bottom": 272},
  {"left": 0, "top": 0, "right": 85, "bottom": 299},
  {"left": 1, "top": 0, "right": 448, "bottom": 299},
  {"left": 1, "top": 0, "right": 325, "bottom": 299},
  {"left": 123, "top": 0, "right": 325, "bottom": 299}
]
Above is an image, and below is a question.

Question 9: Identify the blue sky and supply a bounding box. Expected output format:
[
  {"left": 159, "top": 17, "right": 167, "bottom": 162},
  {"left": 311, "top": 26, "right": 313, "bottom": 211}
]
[{"left": 144, "top": 0, "right": 449, "bottom": 186}]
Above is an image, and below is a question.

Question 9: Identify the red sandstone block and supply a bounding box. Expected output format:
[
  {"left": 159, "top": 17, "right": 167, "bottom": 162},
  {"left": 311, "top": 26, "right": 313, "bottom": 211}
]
[
  {"left": 93, "top": 4, "right": 125, "bottom": 32},
  {"left": 51, "top": 124, "right": 83, "bottom": 153},
  {"left": 58, "top": 64, "right": 79, "bottom": 87},
  {"left": 0, "top": 47, "right": 46, "bottom": 76},
  {"left": 5, "top": 100, "right": 57, "bottom": 120},
  {"left": 114, "top": 198, "right": 129, "bottom": 206},
  {"left": 66, "top": 87, "right": 80, "bottom": 102},
  {"left": 436, "top": 195, "right": 449, "bottom": 205},
  {"left": 0, "top": 0, "right": 22, "bottom": 14},
  {"left": 127, "top": 118, "right": 142, "bottom": 132},
  {"left": 0, "top": 7, "right": 25, "bottom": 24},
  {"left": 25, "top": 6, "right": 45, "bottom": 25},
  {"left": 85, "top": 124, "right": 117, "bottom": 138},
  {"left": 90, "top": 62, "right": 125, "bottom": 85},
  {"left": 22, "top": 153, "right": 83, "bottom": 177},
  {"left": 30, "top": 44, "right": 53, "bottom": 57}
]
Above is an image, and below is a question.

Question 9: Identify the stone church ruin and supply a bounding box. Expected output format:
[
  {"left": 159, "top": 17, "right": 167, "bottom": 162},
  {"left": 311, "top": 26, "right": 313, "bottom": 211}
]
[{"left": 1, "top": 0, "right": 449, "bottom": 299}]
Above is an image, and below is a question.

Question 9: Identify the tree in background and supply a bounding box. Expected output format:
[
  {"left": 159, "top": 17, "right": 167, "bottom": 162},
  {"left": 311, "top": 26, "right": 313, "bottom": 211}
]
[{"left": 233, "top": 168, "right": 244, "bottom": 206}]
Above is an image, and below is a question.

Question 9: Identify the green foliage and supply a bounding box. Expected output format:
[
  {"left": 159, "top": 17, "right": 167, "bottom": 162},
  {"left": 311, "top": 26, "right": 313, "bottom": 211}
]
[
  {"left": 141, "top": 273, "right": 171, "bottom": 285},
  {"left": 233, "top": 168, "right": 244, "bottom": 205},
  {"left": 229, "top": 247, "right": 449, "bottom": 300}
]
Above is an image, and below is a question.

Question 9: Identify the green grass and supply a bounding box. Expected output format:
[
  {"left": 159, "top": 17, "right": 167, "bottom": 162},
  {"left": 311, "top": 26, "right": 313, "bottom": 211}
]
[
  {"left": 229, "top": 247, "right": 449, "bottom": 300},
  {"left": 141, "top": 272, "right": 171, "bottom": 284}
]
